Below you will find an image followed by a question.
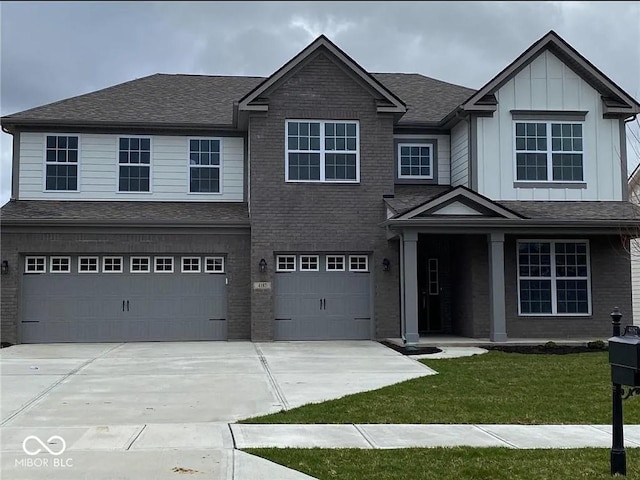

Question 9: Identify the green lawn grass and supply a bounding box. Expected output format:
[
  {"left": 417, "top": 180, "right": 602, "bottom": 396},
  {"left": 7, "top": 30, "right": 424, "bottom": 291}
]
[
  {"left": 245, "top": 447, "right": 640, "bottom": 480},
  {"left": 242, "top": 351, "right": 640, "bottom": 424}
]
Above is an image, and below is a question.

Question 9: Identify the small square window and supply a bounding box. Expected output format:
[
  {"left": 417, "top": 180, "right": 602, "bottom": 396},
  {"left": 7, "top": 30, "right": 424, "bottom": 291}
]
[
  {"left": 300, "top": 255, "right": 319, "bottom": 271},
  {"left": 103, "top": 257, "right": 123, "bottom": 273},
  {"left": 50, "top": 256, "right": 71, "bottom": 273},
  {"left": 326, "top": 255, "right": 345, "bottom": 271},
  {"left": 276, "top": 255, "right": 296, "bottom": 272},
  {"left": 349, "top": 255, "right": 368, "bottom": 272},
  {"left": 78, "top": 256, "right": 99, "bottom": 273},
  {"left": 204, "top": 256, "right": 225, "bottom": 273},
  {"left": 182, "top": 257, "right": 201, "bottom": 273},
  {"left": 130, "top": 256, "right": 151, "bottom": 273},
  {"left": 25, "top": 256, "right": 46, "bottom": 273},
  {"left": 154, "top": 257, "right": 174, "bottom": 273}
]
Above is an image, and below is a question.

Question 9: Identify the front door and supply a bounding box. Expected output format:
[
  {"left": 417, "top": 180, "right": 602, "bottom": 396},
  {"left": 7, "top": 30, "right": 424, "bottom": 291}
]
[{"left": 419, "top": 257, "right": 442, "bottom": 333}]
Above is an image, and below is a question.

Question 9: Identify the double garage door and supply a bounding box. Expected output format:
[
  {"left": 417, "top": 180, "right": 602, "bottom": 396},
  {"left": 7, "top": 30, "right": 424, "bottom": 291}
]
[
  {"left": 20, "top": 255, "right": 227, "bottom": 343},
  {"left": 274, "top": 254, "right": 371, "bottom": 340}
]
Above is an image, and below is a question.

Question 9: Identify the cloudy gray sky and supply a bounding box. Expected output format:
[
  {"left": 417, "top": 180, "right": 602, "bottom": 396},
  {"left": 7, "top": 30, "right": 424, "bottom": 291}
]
[{"left": 1, "top": 1, "right": 639, "bottom": 204}]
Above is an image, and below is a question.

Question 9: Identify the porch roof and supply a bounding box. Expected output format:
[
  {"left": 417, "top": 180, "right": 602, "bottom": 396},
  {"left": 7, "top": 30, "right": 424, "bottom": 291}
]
[{"left": 383, "top": 188, "right": 640, "bottom": 231}]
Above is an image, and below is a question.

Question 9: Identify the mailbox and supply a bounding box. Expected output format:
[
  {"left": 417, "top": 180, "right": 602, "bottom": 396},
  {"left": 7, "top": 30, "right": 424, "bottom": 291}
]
[{"left": 609, "top": 326, "right": 640, "bottom": 387}]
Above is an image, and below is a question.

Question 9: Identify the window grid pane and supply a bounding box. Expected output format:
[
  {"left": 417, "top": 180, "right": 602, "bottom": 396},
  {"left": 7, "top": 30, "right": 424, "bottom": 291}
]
[
  {"left": 300, "top": 256, "right": 319, "bottom": 271},
  {"left": 326, "top": 256, "right": 345, "bottom": 271},
  {"left": 399, "top": 144, "right": 432, "bottom": 178},
  {"left": 45, "top": 135, "right": 79, "bottom": 192},
  {"left": 349, "top": 255, "right": 368, "bottom": 272},
  {"left": 286, "top": 121, "right": 358, "bottom": 182},
  {"left": 205, "top": 257, "right": 225, "bottom": 273},
  {"left": 79, "top": 257, "right": 99, "bottom": 273},
  {"left": 518, "top": 241, "right": 589, "bottom": 315},
  {"left": 130, "top": 257, "right": 150, "bottom": 273},
  {"left": 155, "top": 257, "right": 174, "bottom": 272},
  {"left": 277, "top": 256, "right": 296, "bottom": 272},
  {"left": 103, "top": 257, "right": 123, "bottom": 273},
  {"left": 119, "top": 137, "right": 151, "bottom": 192},
  {"left": 25, "top": 256, "right": 46, "bottom": 273},
  {"left": 182, "top": 257, "right": 201, "bottom": 272}
]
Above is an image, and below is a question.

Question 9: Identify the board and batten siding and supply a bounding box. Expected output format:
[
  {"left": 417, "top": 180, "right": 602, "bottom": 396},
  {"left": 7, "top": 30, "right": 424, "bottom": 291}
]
[
  {"left": 475, "top": 50, "right": 623, "bottom": 201},
  {"left": 394, "top": 134, "right": 450, "bottom": 185},
  {"left": 450, "top": 119, "right": 469, "bottom": 187},
  {"left": 18, "top": 133, "right": 244, "bottom": 201}
]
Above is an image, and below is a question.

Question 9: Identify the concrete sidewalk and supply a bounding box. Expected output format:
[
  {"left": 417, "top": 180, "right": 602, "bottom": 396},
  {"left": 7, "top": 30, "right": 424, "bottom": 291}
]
[{"left": 231, "top": 423, "right": 640, "bottom": 449}]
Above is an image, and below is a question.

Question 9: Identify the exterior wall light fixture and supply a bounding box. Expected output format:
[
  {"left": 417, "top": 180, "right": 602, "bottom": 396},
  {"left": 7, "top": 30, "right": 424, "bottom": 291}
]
[
  {"left": 382, "top": 258, "right": 390, "bottom": 271},
  {"left": 259, "top": 258, "right": 267, "bottom": 272}
]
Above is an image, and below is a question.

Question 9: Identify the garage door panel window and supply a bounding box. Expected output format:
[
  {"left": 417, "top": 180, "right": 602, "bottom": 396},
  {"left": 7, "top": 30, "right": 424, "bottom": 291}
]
[
  {"left": 277, "top": 255, "right": 296, "bottom": 272},
  {"left": 326, "top": 255, "right": 345, "bottom": 271},
  {"left": 103, "top": 257, "right": 123, "bottom": 273},
  {"left": 349, "top": 255, "right": 368, "bottom": 272},
  {"left": 25, "top": 256, "right": 46, "bottom": 273},
  {"left": 78, "top": 257, "right": 99, "bottom": 273},
  {"left": 130, "top": 257, "right": 151, "bottom": 273},
  {"left": 182, "top": 257, "right": 201, "bottom": 273},
  {"left": 517, "top": 240, "right": 591, "bottom": 315},
  {"left": 50, "top": 257, "right": 71, "bottom": 273},
  {"left": 154, "top": 257, "right": 174, "bottom": 273},
  {"left": 300, "top": 256, "right": 319, "bottom": 271},
  {"left": 205, "top": 256, "right": 225, "bottom": 273}
]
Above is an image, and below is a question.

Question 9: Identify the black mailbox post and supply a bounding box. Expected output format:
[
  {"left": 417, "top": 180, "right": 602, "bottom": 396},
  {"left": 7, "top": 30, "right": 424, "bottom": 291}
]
[{"left": 608, "top": 308, "right": 640, "bottom": 476}]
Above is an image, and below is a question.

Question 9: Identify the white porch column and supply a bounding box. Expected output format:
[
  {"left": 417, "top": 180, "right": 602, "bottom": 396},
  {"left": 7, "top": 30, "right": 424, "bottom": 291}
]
[
  {"left": 488, "top": 232, "right": 507, "bottom": 342},
  {"left": 403, "top": 231, "right": 420, "bottom": 345}
]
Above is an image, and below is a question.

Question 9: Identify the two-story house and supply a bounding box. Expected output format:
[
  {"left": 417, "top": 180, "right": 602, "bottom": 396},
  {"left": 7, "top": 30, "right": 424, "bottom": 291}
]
[{"left": 1, "top": 31, "right": 639, "bottom": 345}]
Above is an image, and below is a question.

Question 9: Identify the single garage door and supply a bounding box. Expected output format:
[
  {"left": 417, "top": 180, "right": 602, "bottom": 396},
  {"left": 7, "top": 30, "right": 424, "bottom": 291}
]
[
  {"left": 274, "top": 254, "right": 371, "bottom": 340},
  {"left": 20, "top": 255, "right": 227, "bottom": 343}
]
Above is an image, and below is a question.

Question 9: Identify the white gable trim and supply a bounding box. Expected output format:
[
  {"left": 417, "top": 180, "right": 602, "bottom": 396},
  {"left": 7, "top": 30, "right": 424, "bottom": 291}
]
[
  {"left": 431, "top": 201, "right": 484, "bottom": 216},
  {"left": 397, "top": 187, "right": 522, "bottom": 220}
]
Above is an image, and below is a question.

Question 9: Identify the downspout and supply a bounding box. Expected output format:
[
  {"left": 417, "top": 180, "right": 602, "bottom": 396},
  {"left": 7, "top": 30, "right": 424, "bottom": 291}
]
[{"left": 399, "top": 232, "right": 406, "bottom": 342}]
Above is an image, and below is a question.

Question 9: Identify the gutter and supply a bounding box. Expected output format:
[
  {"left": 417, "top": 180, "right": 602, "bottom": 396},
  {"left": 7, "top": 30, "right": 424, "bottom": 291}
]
[
  {"left": 0, "top": 219, "right": 251, "bottom": 228},
  {"left": 381, "top": 218, "right": 640, "bottom": 229}
]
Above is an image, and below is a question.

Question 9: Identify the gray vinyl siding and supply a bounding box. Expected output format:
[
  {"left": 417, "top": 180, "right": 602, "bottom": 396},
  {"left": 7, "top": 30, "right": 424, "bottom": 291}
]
[
  {"left": 18, "top": 132, "right": 244, "bottom": 201},
  {"left": 450, "top": 119, "right": 469, "bottom": 187}
]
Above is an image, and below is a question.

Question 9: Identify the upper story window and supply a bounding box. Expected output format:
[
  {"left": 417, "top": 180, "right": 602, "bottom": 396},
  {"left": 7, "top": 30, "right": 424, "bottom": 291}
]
[
  {"left": 514, "top": 122, "right": 583, "bottom": 182},
  {"left": 119, "top": 137, "right": 151, "bottom": 192},
  {"left": 398, "top": 143, "right": 433, "bottom": 179},
  {"left": 189, "top": 139, "right": 221, "bottom": 193},
  {"left": 286, "top": 120, "right": 359, "bottom": 183},
  {"left": 45, "top": 135, "right": 78, "bottom": 191}
]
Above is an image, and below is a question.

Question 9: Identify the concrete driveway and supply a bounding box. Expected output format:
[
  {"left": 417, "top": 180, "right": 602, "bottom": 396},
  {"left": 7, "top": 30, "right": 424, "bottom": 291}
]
[{"left": 0, "top": 341, "right": 434, "bottom": 479}]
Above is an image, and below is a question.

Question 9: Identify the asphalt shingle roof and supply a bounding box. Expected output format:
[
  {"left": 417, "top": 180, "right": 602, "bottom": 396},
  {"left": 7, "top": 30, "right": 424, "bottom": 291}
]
[
  {"left": 0, "top": 200, "right": 250, "bottom": 225},
  {"left": 1, "top": 73, "right": 476, "bottom": 127}
]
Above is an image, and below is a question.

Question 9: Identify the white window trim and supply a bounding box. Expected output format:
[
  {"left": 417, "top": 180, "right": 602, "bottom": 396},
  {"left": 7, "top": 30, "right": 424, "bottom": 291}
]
[
  {"left": 78, "top": 256, "right": 99, "bottom": 273},
  {"left": 130, "top": 256, "right": 151, "bottom": 273},
  {"left": 116, "top": 135, "right": 153, "bottom": 194},
  {"left": 517, "top": 239, "right": 592, "bottom": 317},
  {"left": 349, "top": 255, "right": 369, "bottom": 272},
  {"left": 49, "top": 256, "right": 71, "bottom": 273},
  {"left": 299, "top": 255, "right": 320, "bottom": 272},
  {"left": 102, "top": 256, "right": 124, "bottom": 273},
  {"left": 276, "top": 255, "right": 297, "bottom": 272},
  {"left": 204, "top": 256, "right": 225, "bottom": 273},
  {"left": 187, "top": 137, "right": 224, "bottom": 195},
  {"left": 285, "top": 120, "right": 360, "bottom": 183},
  {"left": 397, "top": 143, "right": 434, "bottom": 179},
  {"left": 181, "top": 256, "right": 201, "bottom": 273},
  {"left": 42, "top": 133, "right": 81, "bottom": 193},
  {"left": 25, "top": 256, "right": 47, "bottom": 273},
  {"left": 154, "top": 256, "right": 174, "bottom": 273},
  {"left": 326, "top": 255, "right": 346, "bottom": 271},
  {"left": 512, "top": 121, "right": 585, "bottom": 184}
]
